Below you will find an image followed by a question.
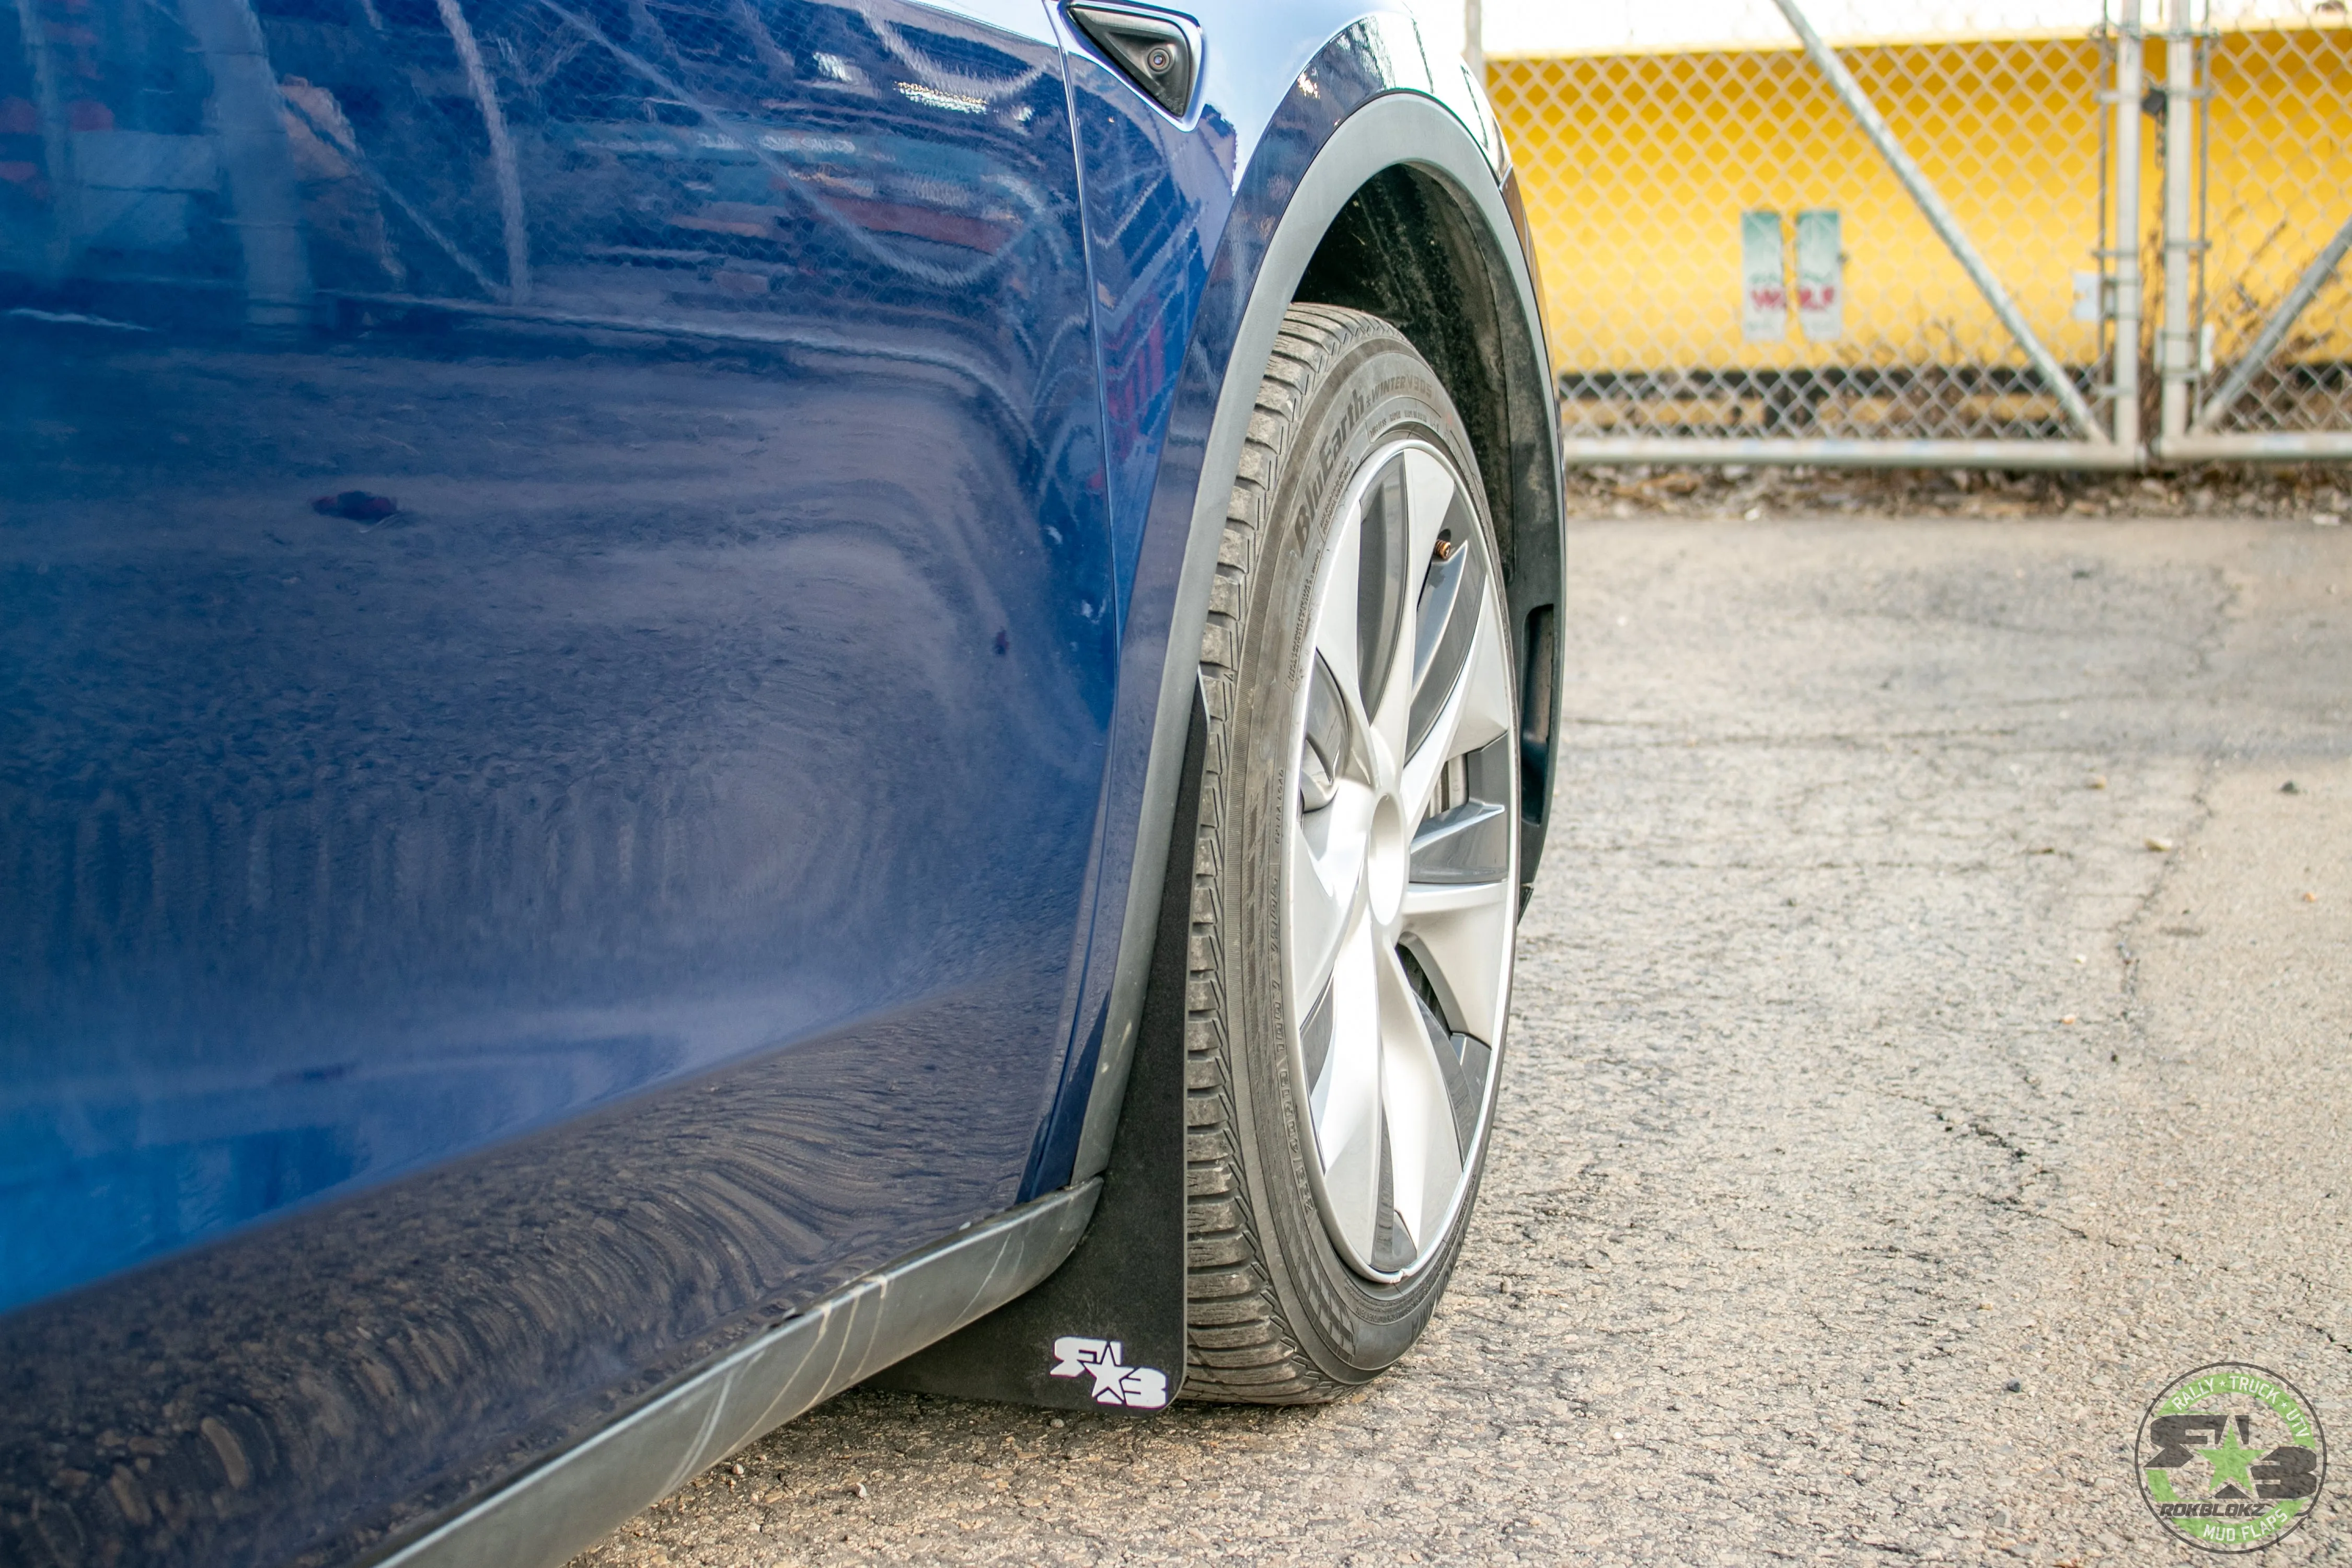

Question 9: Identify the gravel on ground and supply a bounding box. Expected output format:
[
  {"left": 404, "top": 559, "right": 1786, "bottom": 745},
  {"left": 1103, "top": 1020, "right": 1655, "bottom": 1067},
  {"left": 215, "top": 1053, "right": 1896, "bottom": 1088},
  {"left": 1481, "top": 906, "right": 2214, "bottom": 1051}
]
[{"left": 1564, "top": 461, "right": 2348, "bottom": 525}]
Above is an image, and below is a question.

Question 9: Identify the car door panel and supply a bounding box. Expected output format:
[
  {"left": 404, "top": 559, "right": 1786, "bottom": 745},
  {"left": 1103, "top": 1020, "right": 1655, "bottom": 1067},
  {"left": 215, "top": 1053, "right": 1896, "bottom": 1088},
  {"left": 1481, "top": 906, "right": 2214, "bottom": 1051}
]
[{"left": 0, "top": 0, "right": 1112, "bottom": 1561}]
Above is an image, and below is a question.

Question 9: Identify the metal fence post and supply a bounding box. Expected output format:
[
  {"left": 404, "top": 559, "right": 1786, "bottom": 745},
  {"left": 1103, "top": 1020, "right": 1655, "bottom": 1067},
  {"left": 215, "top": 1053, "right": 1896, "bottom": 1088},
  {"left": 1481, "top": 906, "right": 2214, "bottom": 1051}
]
[
  {"left": 2158, "top": 0, "right": 2198, "bottom": 443},
  {"left": 2110, "top": 0, "right": 2144, "bottom": 452},
  {"left": 2152, "top": 0, "right": 2352, "bottom": 461}
]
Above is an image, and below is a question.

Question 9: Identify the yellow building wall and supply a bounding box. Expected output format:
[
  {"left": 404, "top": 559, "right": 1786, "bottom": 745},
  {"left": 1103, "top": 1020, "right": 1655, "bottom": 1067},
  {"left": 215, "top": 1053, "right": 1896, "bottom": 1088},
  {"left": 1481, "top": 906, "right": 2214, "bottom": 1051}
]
[{"left": 1488, "top": 28, "right": 2349, "bottom": 377}]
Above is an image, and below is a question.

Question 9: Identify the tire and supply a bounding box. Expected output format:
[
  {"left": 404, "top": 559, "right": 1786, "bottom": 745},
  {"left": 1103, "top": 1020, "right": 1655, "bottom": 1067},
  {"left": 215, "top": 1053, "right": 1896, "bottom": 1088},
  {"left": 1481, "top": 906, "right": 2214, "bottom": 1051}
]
[{"left": 1182, "top": 304, "right": 1520, "bottom": 1402}]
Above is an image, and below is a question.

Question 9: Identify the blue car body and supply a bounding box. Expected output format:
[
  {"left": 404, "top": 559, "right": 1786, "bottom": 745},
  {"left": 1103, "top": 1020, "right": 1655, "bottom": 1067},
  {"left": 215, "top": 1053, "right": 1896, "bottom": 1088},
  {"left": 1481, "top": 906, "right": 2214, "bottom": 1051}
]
[{"left": 0, "top": 0, "right": 1560, "bottom": 1560}]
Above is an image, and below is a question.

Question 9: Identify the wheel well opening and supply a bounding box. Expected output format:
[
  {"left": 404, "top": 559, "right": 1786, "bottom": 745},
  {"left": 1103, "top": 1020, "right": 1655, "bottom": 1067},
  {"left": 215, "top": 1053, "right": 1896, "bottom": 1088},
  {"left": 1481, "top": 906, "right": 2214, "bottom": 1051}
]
[{"left": 1291, "top": 163, "right": 1546, "bottom": 584}]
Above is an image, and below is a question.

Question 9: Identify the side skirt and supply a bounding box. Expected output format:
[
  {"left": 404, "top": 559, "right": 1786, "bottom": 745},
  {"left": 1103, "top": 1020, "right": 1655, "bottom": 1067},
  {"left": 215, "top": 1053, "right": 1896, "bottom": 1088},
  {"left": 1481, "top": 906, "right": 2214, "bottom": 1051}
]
[{"left": 373, "top": 1181, "right": 1101, "bottom": 1568}]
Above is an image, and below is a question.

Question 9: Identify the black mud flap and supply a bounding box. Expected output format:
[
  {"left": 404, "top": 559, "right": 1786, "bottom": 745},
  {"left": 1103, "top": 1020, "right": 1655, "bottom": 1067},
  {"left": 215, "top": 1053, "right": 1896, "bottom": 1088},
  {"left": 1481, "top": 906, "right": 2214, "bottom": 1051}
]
[{"left": 870, "top": 692, "right": 1201, "bottom": 1414}]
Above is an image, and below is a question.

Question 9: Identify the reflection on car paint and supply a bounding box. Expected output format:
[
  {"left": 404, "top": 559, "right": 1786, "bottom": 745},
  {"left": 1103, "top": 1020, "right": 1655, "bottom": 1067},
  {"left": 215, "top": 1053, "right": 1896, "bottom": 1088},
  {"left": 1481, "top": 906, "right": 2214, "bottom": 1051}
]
[{"left": 3, "top": 0, "right": 1117, "bottom": 1560}]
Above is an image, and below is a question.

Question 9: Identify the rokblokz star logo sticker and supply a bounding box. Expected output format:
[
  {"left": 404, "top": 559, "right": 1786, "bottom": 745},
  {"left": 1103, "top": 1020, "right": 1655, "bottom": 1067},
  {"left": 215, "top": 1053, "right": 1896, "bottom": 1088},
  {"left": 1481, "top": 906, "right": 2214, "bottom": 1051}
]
[{"left": 1048, "top": 1336, "right": 1170, "bottom": 1409}]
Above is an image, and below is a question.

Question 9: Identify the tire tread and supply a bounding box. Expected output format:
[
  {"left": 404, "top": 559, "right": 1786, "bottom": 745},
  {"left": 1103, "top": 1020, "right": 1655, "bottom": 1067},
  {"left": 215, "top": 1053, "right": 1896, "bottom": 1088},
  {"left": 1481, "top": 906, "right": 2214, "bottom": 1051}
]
[{"left": 1180, "top": 304, "right": 1382, "bottom": 1404}]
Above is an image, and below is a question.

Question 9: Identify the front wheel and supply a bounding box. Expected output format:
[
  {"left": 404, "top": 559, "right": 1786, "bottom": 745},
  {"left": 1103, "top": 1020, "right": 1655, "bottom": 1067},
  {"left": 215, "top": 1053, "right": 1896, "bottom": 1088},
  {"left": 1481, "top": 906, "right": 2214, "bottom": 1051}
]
[{"left": 1182, "top": 305, "right": 1520, "bottom": 1402}]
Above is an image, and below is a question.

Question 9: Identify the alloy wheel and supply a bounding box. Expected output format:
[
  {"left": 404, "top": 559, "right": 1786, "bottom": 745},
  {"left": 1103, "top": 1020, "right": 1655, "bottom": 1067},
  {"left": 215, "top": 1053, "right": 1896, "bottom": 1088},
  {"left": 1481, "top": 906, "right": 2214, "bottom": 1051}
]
[{"left": 1285, "top": 440, "right": 1518, "bottom": 1282}]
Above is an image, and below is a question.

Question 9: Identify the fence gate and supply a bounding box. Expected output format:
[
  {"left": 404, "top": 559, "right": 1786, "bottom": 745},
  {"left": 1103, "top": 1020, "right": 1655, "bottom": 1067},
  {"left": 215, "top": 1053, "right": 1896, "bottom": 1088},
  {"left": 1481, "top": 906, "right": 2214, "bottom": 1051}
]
[
  {"left": 1483, "top": 1, "right": 2352, "bottom": 469},
  {"left": 2155, "top": 0, "right": 2352, "bottom": 462}
]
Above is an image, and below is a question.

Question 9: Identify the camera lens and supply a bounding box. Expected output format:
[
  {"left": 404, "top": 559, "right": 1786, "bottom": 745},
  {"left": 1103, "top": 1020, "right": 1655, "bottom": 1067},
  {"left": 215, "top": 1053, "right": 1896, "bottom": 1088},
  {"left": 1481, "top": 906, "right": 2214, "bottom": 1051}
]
[{"left": 1146, "top": 45, "right": 1172, "bottom": 73}]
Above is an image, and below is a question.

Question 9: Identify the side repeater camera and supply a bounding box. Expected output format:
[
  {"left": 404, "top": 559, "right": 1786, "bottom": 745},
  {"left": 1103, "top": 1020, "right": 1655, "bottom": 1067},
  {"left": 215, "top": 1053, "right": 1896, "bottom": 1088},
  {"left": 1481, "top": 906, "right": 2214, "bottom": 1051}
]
[{"left": 1066, "top": 5, "right": 1196, "bottom": 119}]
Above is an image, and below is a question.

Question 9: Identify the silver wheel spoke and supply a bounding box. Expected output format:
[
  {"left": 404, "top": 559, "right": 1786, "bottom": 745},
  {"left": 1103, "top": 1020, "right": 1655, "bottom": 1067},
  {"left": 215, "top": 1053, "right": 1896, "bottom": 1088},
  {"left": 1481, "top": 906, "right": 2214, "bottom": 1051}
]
[
  {"left": 1422, "top": 995, "right": 1494, "bottom": 1178},
  {"left": 1312, "top": 912, "right": 1385, "bottom": 1261},
  {"left": 1312, "top": 497, "right": 1369, "bottom": 727},
  {"left": 1399, "top": 448, "right": 1458, "bottom": 597},
  {"left": 1362, "top": 457, "right": 1436, "bottom": 766},
  {"left": 1410, "top": 795, "right": 1512, "bottom": 889},
  {"left": 1377, "top": 943, "right": 1463, "bottom": 1252},
  {"left": 1299, "top": 653, "right": 1352, "bottom": 812},
  {"left": 1400, "top": 603, "right": 1514, "bottom": 829},
  {"left": 1450, "top": 596, "right": 1517, "bottom": 756},
  {"left": 1399, "top": 875, "right": 1514, "bottom": 1044},
  {"left": 1288, "top": 776, "right": 1368, "bottom": 1009},
  {"left": 1404, "top": 455, "right": 1482, "bottom": 759},
  {"left": 1353, "top": 456, "right": 1413, "bottom": 730}
]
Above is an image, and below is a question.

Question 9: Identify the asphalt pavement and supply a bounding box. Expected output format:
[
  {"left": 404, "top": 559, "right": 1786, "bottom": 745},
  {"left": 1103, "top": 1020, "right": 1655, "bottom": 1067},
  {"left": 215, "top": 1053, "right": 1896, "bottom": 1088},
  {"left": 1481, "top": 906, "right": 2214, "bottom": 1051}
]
[{"left": 573, "top": 512, "right": 2352, "bottom": 1566}]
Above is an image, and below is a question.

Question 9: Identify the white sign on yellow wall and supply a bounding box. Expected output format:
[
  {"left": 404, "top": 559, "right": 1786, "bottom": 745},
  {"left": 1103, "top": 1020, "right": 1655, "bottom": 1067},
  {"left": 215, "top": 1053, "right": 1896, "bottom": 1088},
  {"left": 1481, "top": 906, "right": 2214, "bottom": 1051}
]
[
  {"left": 1740, "top": 210, "right": 1787, "bottom": 342},
  {"left": 1794, "top": 209, "right": 1844, "bottom": 341}
]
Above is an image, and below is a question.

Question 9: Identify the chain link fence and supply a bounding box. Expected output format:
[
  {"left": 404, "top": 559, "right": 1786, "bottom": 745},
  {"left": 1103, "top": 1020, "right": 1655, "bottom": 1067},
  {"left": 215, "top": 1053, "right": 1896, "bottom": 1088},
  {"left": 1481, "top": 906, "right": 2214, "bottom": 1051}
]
[
  {"left": 1485, "top": 0, "right": 2352, "bottom": 465},
  {"left": 2180, "top": 2, "right": 2351, "bottom": 443}
]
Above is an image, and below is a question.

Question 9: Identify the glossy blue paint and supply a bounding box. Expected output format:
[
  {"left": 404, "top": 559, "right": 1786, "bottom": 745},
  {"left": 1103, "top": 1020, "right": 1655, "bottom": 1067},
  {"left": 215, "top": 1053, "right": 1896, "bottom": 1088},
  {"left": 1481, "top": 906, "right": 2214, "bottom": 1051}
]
[
  {"left": 0, "top": 0, "right": 1538, "bottom": 1560},
  {"left": 3, "top": 0, "right": 1115, "bottom": 1558}
]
